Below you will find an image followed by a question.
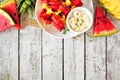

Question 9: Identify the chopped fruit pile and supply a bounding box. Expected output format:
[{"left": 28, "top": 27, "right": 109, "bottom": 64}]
[
  {"left": 39, "top": 0, "right": 83, "bottom": 31},
  {"left": 93, "top": 6, "right": 118, "bottom": 37}
]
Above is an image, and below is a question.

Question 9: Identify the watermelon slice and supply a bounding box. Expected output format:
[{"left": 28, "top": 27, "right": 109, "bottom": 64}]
[
  {"left": 0, "top": 8, "right": 15, "bottom": 31},
  {"left": 0, "top": 0, "right": 21, "bottom": 29},
  {"left": 93, "top": 6, "right": 118, "bottom": 37}
]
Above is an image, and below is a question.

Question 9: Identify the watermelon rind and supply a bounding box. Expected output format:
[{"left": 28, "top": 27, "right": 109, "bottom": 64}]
[
  {"left": 94, "top": 29, "right": 118, "bottom": 37},
  {"left": 0, "top": 0, "right": 14, "bottom": 7},
  {"left": 0, "top": 8, "right": 15, "bottom": 25}
]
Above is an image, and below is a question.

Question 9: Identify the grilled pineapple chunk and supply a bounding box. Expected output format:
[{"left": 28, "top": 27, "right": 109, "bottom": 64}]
[{"left": 100, "top": 0, "right": 120, "bottom": 20}]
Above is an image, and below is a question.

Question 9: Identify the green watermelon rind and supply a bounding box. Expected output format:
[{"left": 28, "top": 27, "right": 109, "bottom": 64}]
[
  {"left": 0, "top": 0, "right": 14, "bottom": 7},
  {"left": 94, "top": 29, "right": 118, "bottom": 37},
  {"left": 0, "top": 8, "right": 15, "bottom": 25}
]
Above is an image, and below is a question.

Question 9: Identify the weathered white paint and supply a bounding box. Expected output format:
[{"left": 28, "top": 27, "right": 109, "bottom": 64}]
[
  {"left": 64, "top": 35, "right": 84, "bottom": 80},
  {"left": 107, "top": 14, "right": 120, "bottom": 80},
  {"left": 0, "top": 28, "right": 18, "bottom": 80},
  {"left": 86, "top": 36, "right": 106, "bottom": 80},
  {"left": 42, "top": 32, "right": 63, "bottom": 80},
  {"left": 20, "top": 26, "right": 41, "bottom": 80},
  {"left": 85, "top": 0, "right": 106, "bottom": 80},
  {"left": 0, "top": 0, "right": 120, "bottom": 80}
]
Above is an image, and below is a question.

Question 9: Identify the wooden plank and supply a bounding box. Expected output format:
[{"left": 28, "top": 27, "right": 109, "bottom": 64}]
[
  {"left": 20, "top": 26, "right": 41, "bottom": 80},
  {"left": 107, "top": 13, "right": 120, "bottom": 80},
  {"left": 64, "top": 35, "right": 84, "bottom": 80},
  {"left": 0, "top": 28, "right": 18, "bottom": 80},
  {"left": 64, "top": 0, "right": 93, "bottom": 80},
  {"left": 86, "top": 37, "right": 106, "bottom": 80},
  {"left": 85, "top": 0, "right": 106, "bottom": 80},
  {"left": 42, "top": 32, "right": 62, "bottom": 80}
]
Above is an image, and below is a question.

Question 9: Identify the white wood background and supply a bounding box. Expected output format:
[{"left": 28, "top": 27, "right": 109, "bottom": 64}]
[{"left": 0, "top": 0, "right": 120, "bottom": 80}]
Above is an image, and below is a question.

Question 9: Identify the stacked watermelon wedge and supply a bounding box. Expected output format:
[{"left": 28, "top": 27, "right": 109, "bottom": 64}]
[
  {"left": 0, "top": 0, "right": 21, "bottom": 31},
  {"left": 93, "top": 6, "right": 118, "bottom": 37}
]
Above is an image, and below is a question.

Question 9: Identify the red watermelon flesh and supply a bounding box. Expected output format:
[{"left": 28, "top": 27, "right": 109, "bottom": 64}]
[
  {"left": 0, "top": 8, "right": 15, "bottom": 31},
  {"left": 94, "top": 6, "right": 118, "bottom": 37},
  {"left": 0, "top": 0, "right": 21, "bottom": 30}
]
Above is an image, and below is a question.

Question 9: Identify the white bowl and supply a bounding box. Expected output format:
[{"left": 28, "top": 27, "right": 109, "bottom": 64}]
[{"left": 66, "top": 7, "right": 93, "bottom": 34}]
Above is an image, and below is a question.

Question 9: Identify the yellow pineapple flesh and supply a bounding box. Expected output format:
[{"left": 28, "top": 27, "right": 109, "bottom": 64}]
[{"left": 100, "top": 0, "right": 120, "bottom": 20}]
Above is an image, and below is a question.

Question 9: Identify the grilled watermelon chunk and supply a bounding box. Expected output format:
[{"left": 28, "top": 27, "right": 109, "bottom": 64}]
[
  {"left": 0, "top": 8, "right": 15, "bottom": 31},
  {"left": 0, "top": 0, "right": 21, "bottom": 29},
  {"left": 93, "top": 6, "right": 118, "bottom": 37}
]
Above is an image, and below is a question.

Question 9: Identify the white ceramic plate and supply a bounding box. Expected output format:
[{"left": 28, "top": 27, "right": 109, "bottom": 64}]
[{"left": 35, "top": 0, "right": 94, "bottom": 38}]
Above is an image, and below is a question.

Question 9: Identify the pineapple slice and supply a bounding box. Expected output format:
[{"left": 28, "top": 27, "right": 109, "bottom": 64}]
[{"left": 100, "top": 0, "right": 120, "bottom": 20}]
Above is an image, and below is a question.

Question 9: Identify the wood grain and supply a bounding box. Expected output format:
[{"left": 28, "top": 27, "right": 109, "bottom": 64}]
[
  {"left": 107, "top": 13, "right": 120, "bottom": 80},
  {"left": 20, "top": 26, "right": 42, "bottom": 80},
  {"left": 64, "top": 35, "right": 84, "bottom": 80},
  {"left": 20, "top": 13, "right": 40, "bottom": 28},
  {"left": 0, "top": 0, "right": 120, "bottom": 80},
  {"left": 0, "top": 28, "right": 18, "bottom": 80},
  {"left": 86, "top": 36, "right": 106, "bottom": 80},
  {"left": 42, "top": 32, "right": 63, "bottom": 80},
  {"left": 85, "top": 1, "right": 106, "bottom": 80}
]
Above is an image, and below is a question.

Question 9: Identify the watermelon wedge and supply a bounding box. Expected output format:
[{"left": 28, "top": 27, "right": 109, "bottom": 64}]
[
  {"left": 0, "top": 0, "right": 21, "bottom": 30},
  {"left": 93, "top": 6, "right": 118, "bottom": 37},
  {"left": 0, "top": 8, "right": 15, "bottom": 31}
]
